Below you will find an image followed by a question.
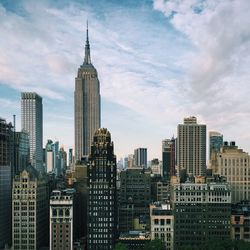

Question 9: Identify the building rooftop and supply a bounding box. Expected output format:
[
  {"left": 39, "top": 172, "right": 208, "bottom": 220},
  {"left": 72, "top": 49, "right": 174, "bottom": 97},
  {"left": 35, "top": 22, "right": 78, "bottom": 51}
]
[{"left": 119, "top": 231, "right": 150, "bottom": 240}]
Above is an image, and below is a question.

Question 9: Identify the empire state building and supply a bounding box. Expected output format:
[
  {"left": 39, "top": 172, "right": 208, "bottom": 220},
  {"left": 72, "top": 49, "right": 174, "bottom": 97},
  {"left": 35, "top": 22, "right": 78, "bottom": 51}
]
[{"left": 75, "top": 25, "right": 101, "bottom": 161}]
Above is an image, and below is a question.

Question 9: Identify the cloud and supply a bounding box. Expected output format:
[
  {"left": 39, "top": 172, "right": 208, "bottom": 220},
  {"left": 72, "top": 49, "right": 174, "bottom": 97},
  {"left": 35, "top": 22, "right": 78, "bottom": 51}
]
[
  {"left": 1, "top": 0, "right": 250, "bottom": 158},
  {"left": 153, "top": 0, "right": 250, "bottom": 126}
]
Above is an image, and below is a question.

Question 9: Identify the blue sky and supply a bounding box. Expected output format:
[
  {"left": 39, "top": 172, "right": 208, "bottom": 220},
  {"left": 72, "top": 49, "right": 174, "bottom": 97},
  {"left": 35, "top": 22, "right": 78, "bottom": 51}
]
[{"left": 1, "top": 0, "right": 250, "bottom": 160}]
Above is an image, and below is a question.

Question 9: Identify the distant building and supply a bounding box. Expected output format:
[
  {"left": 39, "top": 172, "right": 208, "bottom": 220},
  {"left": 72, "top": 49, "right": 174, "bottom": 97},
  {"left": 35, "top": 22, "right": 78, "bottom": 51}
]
[
  {"left": 209, "top": 131, "right": 223, "bottom": 161},
  {"left": 124, "top": 156, "right": 128, "bottom": 169},
  {"left": 150, "top": 203, "right": 174, "bottom": 250},
  {"left": 151, "top": 159, "right": 162, "bottom": 176},
  {"left": 162, "top": 138, "right": 175, "bottom": 179},
  {"left": 59, "top": 146, "right": 67, "bottom": 173},
  {"left": 68, "top": 148, "right": 73, "bottom": 168},
  {"left": 119, "top": 168, "right": 151, "bottom": 233},
  {"left": 128, "top": 154, "right": 134, "bottom": 168},
  {"left": 21, "top": 92, "right": 43, "bottom": 172},
  {"left": 45, "top": 140, "right": 54, "bottom": 173},
  {"left": 177, "top": 116, "right": 206, "bottom": 177},
  {"left": 134, "top": 148, "right": 147, "bottom": 168},
  {"left": 12, "top": 165, "right": 48, "bottom": 249},
  {"left": 53, "top": 141, "right": 60, "bottom": 176},
  {"left": 231, "top": 201, "right": 250, "bottom": 241},
  {"left": 50, "top": 189, "right": 75, "bottom": 250},
  {"left": 209, "top": 131, "right": 223, "bottom": 170},
  {"left": 212, "top": 141, "right": 250, "bottom": 203},
  {"left": 0, "top": 118, "right": 13, "bottom": 248},
  {"left": 119, "top": 231, "right": 150, "bottom": 250},
  {"left": 171, "top": 177, "right": 231, "bottom": 249},
  {"left": 87, "top": 128, "right": 117, "bottom": 249},
  {"left": 15, "top": 131, "right": 29, "bottom": 172},
  {"left": 75, "top": 25, "right": 101, "bottom": 161}
]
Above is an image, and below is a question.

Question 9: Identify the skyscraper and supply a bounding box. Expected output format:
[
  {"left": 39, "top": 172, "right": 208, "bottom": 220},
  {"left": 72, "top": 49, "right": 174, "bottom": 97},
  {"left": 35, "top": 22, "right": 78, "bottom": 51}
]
[
  {"left": 162, "top": 137, "right": 176, "bottom": 179},
  {"left": 75, "top": 24, "right": 101, "bottom": 161},
  {"left": 21, "top": 92, "right": 43, "bottom": 172},
  {"left": 134, "top": 148, "right": 147, "bottom": 168},
  {"left": 177, "top": 116, "right": 206, "bottom": 177},
  {"left": 0, "top": 118, "right": 13, "bottom": 248},
  {"left": 87, "top": 128, "right": 117, "bottom": 249}
]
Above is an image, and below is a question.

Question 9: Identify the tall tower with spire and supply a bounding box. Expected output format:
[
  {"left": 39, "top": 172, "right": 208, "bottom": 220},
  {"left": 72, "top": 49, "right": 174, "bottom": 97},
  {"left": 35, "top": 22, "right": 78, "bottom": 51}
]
[{"left": 74, "top": 23, "right": 101, "bottom": 161}]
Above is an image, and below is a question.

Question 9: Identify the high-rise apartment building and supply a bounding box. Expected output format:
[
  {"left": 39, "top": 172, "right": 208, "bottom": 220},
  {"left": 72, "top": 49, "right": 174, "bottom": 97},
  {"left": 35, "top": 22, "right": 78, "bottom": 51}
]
[
  {"left": 50, "top": 189, "right": 75, "bottom": 250},
  {"left": 162, "top": 138, "right": 175, "bottom": 179},
  {"left": 212, "top": 141, "right": 250, "bottom": 203},
  {"left": 12, "top": 165, "right": 47, "bottom": 249},
  {"left": 75, "top": 25, "right": 101, "bottom": 161},
  {"left": 177, "top": 116, "right": 206, "bottom": 177},
  {"left": 134, "top": 148, "right": 147, "bottom": 168},
  {"left": 87, "top": 128, "right": 117, "bottom": 249},
  {"left": 21, "top": 92, "right": 43, "bottom": 172},
  {"left": 0, "top": 118, "right": 13, "bottom": 248}
]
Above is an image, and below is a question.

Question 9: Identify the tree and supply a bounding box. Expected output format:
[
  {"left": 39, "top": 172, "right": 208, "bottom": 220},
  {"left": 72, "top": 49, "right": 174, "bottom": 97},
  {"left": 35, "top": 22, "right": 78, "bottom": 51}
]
[
  {"left": 144, "top": 239, "right": 165, "bottom": 250},
  {"left": 114, "top": 242, "right": 128, "bottom": 250}
]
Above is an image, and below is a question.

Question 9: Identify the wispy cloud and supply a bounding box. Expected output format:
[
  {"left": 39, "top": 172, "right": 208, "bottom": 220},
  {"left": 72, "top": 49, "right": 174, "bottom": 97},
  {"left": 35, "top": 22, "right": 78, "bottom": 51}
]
[{"left": 1, "top": 0, "right": 250, "bottom": 158}]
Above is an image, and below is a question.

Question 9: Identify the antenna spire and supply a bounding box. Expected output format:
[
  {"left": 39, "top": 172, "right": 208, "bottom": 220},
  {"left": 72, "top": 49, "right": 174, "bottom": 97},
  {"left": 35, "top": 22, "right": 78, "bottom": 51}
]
[{"left": 84, "top": 20, "right": 91, "bottom": 64}]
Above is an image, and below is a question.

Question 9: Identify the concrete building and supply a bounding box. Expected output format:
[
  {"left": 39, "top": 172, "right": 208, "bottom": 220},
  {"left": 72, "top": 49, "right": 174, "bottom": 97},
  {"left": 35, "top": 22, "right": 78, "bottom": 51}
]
[
  {"left": 75, "top": 24, "right": 100, "bottom": 161},
  {"left": 150, "top": 203, "right": 174, "bottom": 250},
  {"left": 231, "top": 201, "right": 250, "bottom": 241},
  {"left": 134, "top": 148, "right": 147, "bottom": 168},
  {"left": 50, "top": 189, "right": 75, "bottom": 250},
  {"left": 12, "top": 165, "right": 47, "bottom": 249},
  {"left": 212, "top": 141, "right": 250, "bottom": 203},
  {"left": 0, "top": 118, "right": 13, "bottom": 248},
  {"left": 21, "top": 92, "right": 43, "bottom": 172},
  {"left": 177, "top": 116, "right": 206, "bottom": 177},
  {"left": 119, "top": 168, "right": 151, "bottom": 233},
  {"left": 171, "top": 177, "right": 231, "bottom": 249},
  {"left": 162, "top": 138, "right": 175, "bottom": 180},
  {"left": 87, "top": 128, "right": 117, "bottom": 250}
]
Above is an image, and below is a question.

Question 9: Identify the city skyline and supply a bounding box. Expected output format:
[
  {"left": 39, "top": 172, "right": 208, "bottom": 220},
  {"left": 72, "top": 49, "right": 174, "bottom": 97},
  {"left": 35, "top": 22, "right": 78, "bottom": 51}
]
[{"left": 1, "top": 0, "right": 250, "bottom": 160}]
